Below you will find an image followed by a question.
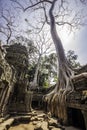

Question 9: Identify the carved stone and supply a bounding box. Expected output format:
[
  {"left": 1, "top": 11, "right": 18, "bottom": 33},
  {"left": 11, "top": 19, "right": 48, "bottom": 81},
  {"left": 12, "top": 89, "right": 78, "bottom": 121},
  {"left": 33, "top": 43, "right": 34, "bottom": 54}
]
[{"left": 0, "top": 43, "right": 32, "bottom": 118}]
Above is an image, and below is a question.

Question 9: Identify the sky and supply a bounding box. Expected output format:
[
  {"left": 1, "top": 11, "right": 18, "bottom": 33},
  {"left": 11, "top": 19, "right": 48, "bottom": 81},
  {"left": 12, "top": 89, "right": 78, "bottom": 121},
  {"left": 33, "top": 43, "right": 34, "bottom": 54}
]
[
  {"left": 59, "top": 27, "right": 87, "bottom": 65},
  {"left": 0, "top": 0, "right": 87, "bottom": 65}
]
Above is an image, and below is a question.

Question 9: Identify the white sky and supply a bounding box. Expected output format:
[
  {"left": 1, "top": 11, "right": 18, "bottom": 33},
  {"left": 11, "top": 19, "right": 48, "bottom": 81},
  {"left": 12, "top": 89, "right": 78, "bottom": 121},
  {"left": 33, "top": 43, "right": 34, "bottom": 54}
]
[{"left": 58, "top": 27, "right": 87, "bottom": 65}]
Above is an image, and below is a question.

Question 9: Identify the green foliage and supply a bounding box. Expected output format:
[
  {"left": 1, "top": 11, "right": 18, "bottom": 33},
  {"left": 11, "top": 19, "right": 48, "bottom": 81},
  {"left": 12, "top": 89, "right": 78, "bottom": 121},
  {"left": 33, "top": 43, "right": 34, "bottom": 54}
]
[
  {"left": 38, "top": 72, "right": 48, "bottom": 87},
  {"left": 38, "top": 53, "right": 58, "bottom": 88},
  {"left": 28, "top": 65, "right": 36, "bottom": 82},
  {"left": 43, "top": 80, "right": 49, "bottom": 88},
  {"left": 27, "top": 52, "right": 58, "bottom": 88},
  {"left": 11, "top": 36, "right": 58, "bottom": 88},
  {"left": 66, "top": 50, "right": 81, "bottom": 68}
]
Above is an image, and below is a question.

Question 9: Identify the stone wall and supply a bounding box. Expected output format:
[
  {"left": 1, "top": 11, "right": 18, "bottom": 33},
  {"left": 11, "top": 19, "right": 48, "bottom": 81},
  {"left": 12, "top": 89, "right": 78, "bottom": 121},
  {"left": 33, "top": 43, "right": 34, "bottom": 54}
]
[
  {"left": 4, "top": 43, "right": 32, "bottom": 114},
  {"left": 0, "top": 44, "right": 16, "bottom": 117},
  {"left": 0, "top": 43, "right": 32, "bottom": 118}
]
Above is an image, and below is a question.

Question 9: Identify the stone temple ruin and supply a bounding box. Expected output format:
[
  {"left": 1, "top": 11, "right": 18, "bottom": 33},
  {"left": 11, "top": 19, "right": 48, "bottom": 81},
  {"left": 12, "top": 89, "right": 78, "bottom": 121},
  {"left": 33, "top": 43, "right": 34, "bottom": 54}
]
[
  {"left": 0, "top": 43, "right": 32, "bottom": 118},
  {"left": 0, "top": 43, "right": 87, "bottom": 130}
]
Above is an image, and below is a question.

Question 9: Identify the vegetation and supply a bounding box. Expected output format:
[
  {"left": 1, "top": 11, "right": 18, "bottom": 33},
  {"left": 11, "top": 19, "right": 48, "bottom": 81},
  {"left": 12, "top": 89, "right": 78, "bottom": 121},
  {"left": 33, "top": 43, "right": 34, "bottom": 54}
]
[
  {"left": 66, "top": 50, "right": 81, "bottom": 69},
  {"left": 0, "top": 0, "right": 87, "bottom": 124}
]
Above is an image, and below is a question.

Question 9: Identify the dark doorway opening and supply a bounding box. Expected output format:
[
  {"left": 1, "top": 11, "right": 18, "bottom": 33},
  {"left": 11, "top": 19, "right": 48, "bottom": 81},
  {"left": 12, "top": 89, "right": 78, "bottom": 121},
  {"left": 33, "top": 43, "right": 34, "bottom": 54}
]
[
  {"left": 32, "top": 100, "right": 42, "bottom": 110},
  {"left": 32, "top": 101, "right": 38, "bottom": 109},
  {"left": 68, "top": 108, "right": 86, "bottom": 130}
]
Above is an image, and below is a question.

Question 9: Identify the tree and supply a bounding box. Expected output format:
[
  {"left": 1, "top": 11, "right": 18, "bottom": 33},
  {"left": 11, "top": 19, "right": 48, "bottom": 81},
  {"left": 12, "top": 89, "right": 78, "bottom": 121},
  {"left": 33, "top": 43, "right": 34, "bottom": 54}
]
[
  {"left": 29, "top": 31, "right": 54, "bottom": 89},
  {"left": 41, "top": 53, "right": 58, "bottom": 87},
  {"left": 0, "top": 9, "right": 16, "bottom": 44},
  {"left": 11, "top": 0, "right": 87, "bottom": 124},
  {"left": 28, "top": 52, "right": 57, "bottom": 89},
  {"left": 66, "top": 50, "right": 81, "bottom": 69}
]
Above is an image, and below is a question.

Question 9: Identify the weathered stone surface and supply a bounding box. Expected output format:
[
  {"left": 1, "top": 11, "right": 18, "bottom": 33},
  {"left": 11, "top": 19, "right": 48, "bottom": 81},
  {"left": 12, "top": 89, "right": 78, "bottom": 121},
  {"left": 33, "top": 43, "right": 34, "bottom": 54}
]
[
  {"left": 72, "top": 73, "right": 87, "bottom": 91},
  {"left": 34, "top": 122, "right": 42, "bottom": 130},
  {"left": 9, "top": 122, "right": 35, "bottom": 130},
  {"left": 0, "top": 118, "right": 14, "bottom": 130},
  {"left": 41, "top": 121, "right": 49, "bottom": 130},
  {"left": 4, "top": 44, "right": 33, "bottom": 114},
  {"left": 34, "top": 127, "right": 43, "bottom": 130},
  {"left": 31, "top": 117, "right": 39, "bottom": 121},
  {"left": 32, "top": 121, "right": 38, "bottom": 125},
  {"left": 37, "top": 118, "right": 43, "bottom": 121},
  {"left": 49, "top": 125, "right": 54, "bottom": 130},
  {"left": 4, "top": 43, "right": 28, "bottom": 71},
  {"left": 31, "top": 111, "right": 38, "bottom": 116},
  {"left": 0, "top": 126, "right": 6, "bottom": 130},
  {"left": 77, "top": 65, "right": 87, "bottom": 74},
  {"left": 51, "top": 128, "right": 62, "bottom": 130},
  {"left": 0, "top": 44, "right": 16, "bottom": 118},
  {"left": 1, "top": 118, "right": 14, "bottom": 126},
  {"left": 37, "top": 113, "right": 46, "bottom": 118},
  {"left": 34, "top": 121, "right": 49, "bottom": 130},
  {"left": 48, "top": 118, "right": 58, "bottom": 127}
]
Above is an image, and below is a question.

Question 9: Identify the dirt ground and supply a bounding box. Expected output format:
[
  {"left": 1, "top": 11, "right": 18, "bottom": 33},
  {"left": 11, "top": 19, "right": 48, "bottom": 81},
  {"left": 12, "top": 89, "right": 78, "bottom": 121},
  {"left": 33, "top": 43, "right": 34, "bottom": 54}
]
[
  {"left": 9, "top": 124, "right": 82, "bottom": 130},
  {"left": 9, "top": 111, "right": 82, "bottom": 130},
  {"left": 9, "top": 123, "right": 35, "bottom": 130}
]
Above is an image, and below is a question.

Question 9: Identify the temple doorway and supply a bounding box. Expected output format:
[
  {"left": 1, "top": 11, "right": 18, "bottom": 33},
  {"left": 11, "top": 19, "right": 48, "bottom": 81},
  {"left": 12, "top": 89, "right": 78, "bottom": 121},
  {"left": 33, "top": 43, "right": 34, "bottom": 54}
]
[{"left": 68, "top": 108, "right": 86, "bottom": 130}]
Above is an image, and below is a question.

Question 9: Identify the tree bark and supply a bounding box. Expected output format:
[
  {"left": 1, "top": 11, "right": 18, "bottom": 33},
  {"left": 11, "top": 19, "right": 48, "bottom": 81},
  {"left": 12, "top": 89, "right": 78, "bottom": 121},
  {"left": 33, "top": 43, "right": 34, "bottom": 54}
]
[
  {"left": 30, "top": 55, "right": 41, "bottom": 88},
  {"left": 46, "top": 0, "right": 74, "bottom": 124}
]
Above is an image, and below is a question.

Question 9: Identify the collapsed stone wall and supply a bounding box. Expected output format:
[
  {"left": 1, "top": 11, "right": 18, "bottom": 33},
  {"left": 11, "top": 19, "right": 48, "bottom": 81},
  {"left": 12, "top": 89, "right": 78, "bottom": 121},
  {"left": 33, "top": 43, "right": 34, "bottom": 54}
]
[
  {"left": 43, "top": 66, "right": 87, "bottom": 129},
  {"left": 4, "top": 43, "right": 32, "bottom": 114},
  {"left": 0, "top": 44, "right": 16, "bottom": 117},
  {"left": 0, "top": 43, "right": 32, "bottom": 118}
]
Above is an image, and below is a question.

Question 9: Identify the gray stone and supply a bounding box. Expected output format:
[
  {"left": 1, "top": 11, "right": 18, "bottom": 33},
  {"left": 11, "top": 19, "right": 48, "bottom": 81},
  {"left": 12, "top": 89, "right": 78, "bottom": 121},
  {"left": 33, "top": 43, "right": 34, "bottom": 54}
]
[
  {"left": 34, "top": 122, "right": 42, "bottom": 130},
  {"left": 48, "top": 118, "right": 58, "bottom": 127},
  {"left": 41, "top": 121, "right": 49, "bottom": 130},
  {"left": 51, "top": 128, "right": 62, "bottom": 130}
]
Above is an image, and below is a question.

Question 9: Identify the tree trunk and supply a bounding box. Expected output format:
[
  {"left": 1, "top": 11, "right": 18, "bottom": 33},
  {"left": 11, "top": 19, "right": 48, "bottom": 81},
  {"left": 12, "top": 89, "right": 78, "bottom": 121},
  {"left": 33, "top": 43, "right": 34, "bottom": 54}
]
[
  {"left": 30, "top": 55, "right": 41, "bottom": 89},
  {"left": 46, "top": 0, "right": 74, "bottom": 124}
]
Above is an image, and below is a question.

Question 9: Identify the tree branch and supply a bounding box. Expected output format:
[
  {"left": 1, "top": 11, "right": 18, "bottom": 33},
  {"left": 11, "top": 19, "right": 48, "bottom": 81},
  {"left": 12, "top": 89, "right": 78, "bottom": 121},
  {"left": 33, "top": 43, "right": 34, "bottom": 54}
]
[
  {"left": 11, "top": 0, "right": 52, "bottom": 11},
  {"left": 0, "top": 9, "right": 16, "bottom": 44}
]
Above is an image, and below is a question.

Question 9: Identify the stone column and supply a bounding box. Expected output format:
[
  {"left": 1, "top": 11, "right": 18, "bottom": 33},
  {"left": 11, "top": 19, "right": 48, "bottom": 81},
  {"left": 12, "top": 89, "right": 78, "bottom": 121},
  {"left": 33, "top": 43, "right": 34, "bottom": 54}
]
[{"left": 25, "top": 91, "right": 33, "bottom": 112}]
